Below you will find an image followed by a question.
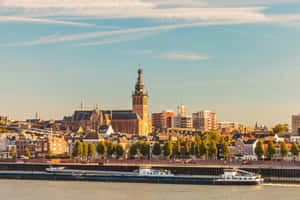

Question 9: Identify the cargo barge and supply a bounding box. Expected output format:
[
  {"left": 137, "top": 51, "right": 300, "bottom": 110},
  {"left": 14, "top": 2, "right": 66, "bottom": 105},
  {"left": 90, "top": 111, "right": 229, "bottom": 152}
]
[{"left": 0, "top": 167, "right": 264, "bottom": 185}]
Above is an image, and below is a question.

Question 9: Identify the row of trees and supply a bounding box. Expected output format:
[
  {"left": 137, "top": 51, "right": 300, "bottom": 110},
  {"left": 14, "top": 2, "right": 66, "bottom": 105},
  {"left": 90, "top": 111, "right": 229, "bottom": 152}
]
[
  {"left": 255, "top": 140, "right": 299, "bottom": 160},
  {"left": 70, "top": 133, "right": 231, "bottom": 160},
  {"left": 88, "top": 134, "right": 231, "bottom": 160},
  {"left": 72, "top": 141, "right": 126, "bottom": 159},
  {"left": 158, "top": 136, "right": 230, "bottom": 160},
  {"left": 72, "top": 141, "right": 96, "bottom": 159},
  {"left": 96, "top": 141, "right": 125, "bottom": 159}
]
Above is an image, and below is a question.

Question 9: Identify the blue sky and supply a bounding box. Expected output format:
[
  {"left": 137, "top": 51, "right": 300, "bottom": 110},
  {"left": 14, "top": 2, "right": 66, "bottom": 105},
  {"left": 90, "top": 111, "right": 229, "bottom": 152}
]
[{"left": 0, "top": 0, "right": 300, "bottom": 127}]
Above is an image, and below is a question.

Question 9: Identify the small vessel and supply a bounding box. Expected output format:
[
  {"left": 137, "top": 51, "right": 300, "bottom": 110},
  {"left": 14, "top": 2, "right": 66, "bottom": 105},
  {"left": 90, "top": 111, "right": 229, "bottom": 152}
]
[
  {"left": 137, "top": 167, "right": 174, "bottom": 177},
  {"left": 215, "top": 168, "right": 264, "bottom": 185}
]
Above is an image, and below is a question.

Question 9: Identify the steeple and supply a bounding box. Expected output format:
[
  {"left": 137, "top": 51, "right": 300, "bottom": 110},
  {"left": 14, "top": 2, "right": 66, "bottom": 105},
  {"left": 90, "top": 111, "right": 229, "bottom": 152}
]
[
  {"left": 132, "top": 66, "right": 150, "bottom": 136},
  {"left": 134, "top": 66, "right": 145, "bottom": 95}
]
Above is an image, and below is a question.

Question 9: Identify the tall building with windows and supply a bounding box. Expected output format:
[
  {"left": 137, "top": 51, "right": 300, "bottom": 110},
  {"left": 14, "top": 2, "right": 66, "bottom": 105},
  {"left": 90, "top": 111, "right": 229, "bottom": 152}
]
[
  {"left": 168, "top": 105, "right": 192, "bottom": 129},
  {"left": 152, "top": 111, "right": 174, "bottom": 129},
  {"left": 172, "top": 115, "right": 193, "bottom": 129},
  {"left": 192, "top": 110, "right": 217, "bottom": 131},
  {"left": 292, "top": 114, "right": 300, "bottom": 135}
]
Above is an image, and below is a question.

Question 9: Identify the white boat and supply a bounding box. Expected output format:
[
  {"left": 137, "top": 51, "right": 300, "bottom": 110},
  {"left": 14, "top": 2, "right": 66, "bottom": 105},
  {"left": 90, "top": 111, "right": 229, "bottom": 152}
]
[
  {"left": 138, "top": 167, "right": 174, "bottom": 177},
  {"left": 215, "top": 168, "right": 264, "bottom": 185}
]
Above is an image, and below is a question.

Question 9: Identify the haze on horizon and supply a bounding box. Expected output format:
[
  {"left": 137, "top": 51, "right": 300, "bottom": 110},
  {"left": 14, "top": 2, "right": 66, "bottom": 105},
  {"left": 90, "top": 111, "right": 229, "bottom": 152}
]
[{"left": 0, "top": 0, "right": 300, "bottom": 127}]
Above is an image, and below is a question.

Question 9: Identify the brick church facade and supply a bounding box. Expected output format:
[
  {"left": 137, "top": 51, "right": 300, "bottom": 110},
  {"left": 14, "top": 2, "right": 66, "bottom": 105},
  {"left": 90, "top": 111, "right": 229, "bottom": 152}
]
[{"left": 64, "top": 68, "right": 152, "bottom": 136}]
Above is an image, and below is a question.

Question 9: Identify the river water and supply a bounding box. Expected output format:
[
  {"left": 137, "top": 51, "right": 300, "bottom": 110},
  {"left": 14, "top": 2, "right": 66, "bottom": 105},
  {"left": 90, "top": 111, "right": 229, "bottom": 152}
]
[{"left": 1, "top": 180, "right": 300, "bottom": 200}]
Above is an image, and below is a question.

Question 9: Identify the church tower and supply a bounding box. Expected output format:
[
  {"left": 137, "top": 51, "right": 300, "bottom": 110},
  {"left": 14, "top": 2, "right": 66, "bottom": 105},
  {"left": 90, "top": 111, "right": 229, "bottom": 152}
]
[
  {"left": 132, "top": 67, "right": 150, "bottom": 136},
  {"left": 132, "top": 67, "right": 148, "bottom": 120}
]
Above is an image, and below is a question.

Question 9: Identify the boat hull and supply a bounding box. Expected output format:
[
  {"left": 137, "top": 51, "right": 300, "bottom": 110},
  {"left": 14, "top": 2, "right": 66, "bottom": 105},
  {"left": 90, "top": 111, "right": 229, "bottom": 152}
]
[{"left": 0, "top": 172, "right": 262, "bottom": 185}]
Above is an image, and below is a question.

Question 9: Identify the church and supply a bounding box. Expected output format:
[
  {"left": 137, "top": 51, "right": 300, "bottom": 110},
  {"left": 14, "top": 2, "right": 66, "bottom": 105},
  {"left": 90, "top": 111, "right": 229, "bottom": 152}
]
[{"left": 65, "top": 68, "right": 152, "bottom": 136}]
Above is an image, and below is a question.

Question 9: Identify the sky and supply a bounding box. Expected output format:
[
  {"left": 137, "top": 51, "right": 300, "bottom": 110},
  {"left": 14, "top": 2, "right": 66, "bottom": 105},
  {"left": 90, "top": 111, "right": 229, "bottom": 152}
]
[{"left": 0, "top": 0, "right": 300, "bottom": 127}]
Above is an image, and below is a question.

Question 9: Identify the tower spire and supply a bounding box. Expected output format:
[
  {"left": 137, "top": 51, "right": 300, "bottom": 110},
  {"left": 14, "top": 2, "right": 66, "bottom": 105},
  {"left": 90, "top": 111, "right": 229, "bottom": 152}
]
[
  {"left": 135, "top": 65, "right": 145, "bottom": 94},
  {"left": 132, "top": 66, "right": 149, "bottom": 136}
]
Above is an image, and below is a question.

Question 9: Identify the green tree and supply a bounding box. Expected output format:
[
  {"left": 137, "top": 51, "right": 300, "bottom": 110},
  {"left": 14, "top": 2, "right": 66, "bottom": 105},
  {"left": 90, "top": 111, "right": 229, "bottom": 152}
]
[
  {"left": 199, "top": 142, "right": 208, "bottom": 159},
  {"left": 96, "top": 141, "right": 106, "bottom": 158},
  {"left": 194, "top": 135, "right": 201, "bottom": 144},
  {"left": 9, "top": 148, "right": 16, "bottom": 158},
  {"left": 280, "top": 142, "right": 289, "bottom": 159},
  {"left": 202, "top": 133, "right": 210, "bottom": 144},
  {"left": 190, "top": 141, "right": 196, "bottom": 156},
  {"left": 175, "top": 139, "right": 181, "bottom": 158},
  {"left": 24, "top": 147, "right": 31, "bottom": 158},
  {"left": 195, "top": 142, "right": 201, "bottom": 158},
  {"left": 115, "top": 144, "right": 124, "bottom": 159},
  {"left": 291, "top": 142, "right": 299, "bottom": 161},
  {"left": 255, "top": 140, "right": 265, "bottom": 160},
  {"left": 88, "top": 143, "right": 95, "bottom": 158},
  {"left": 208, "top": 141, "right": 218, "bottom": 159},
  {"left": 266, "top": 141, "right": 276, "bottom": 160},
  {"left": 129, "top": 143, "right": 138, "bottom": 159},
  {"left": 184, "top": 140, "right": 190, "bottom": 157},
  {"left": 140, "top": 142, "right": 150, "bottom": 159},
  {"left": 72, "top": 141, "right": 83, "bottom": 158},
  {"left": 163, "top": 141, "right": 173, "bottom": 158},
  {"left": 219, "top": 137, "right": 226, "bottom": 145},
  {"left": 209, "top": 131, "right": 220, "bottom": 143},
  {"left": 220, "top": 142, "right": 230, "bottom": 159},
  {"left": 273, "top": 124, "right": 289, "bottom": 134},
  {"left": 82, "top": 142, "right": 88, "bottom": 158},
  {"left": 152, "top": 141, "right": 161, "bottom": 156},
  {"left": 106, "top": 141, "right": 115, "bottom": 158},
  {"left": 46, "top": 149, "right": 52, "bottom": 159}
]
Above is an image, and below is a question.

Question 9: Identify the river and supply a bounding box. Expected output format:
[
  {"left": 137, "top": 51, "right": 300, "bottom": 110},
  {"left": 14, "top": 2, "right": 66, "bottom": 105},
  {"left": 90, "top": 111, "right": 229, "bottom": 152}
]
[{"left": 1, "top": 180, "right": 299, "bottom": 200}]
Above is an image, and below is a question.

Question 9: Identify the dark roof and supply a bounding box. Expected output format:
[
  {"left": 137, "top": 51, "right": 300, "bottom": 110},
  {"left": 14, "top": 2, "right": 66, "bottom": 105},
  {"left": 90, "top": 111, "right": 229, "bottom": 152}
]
[
  {"left": 99, "top": 125, "right": 110, "bottom": 131},
  {"left": 63, "top": 116, "right": 72, "bottom": 121},
  {"left": 244, "top": 139, "right": 257, "bottom": 144},
  {"left": 102, "top": 110, "right": 140, "bottom": 120},
  {"left": 85, "top": 132, "right": 103, "bottom": 140},
  {"left": 73, "top": 110, "right": 140, "bottom": 121},
  {"left": 73, "top": 111, "right": 93, "bottom": 121}
]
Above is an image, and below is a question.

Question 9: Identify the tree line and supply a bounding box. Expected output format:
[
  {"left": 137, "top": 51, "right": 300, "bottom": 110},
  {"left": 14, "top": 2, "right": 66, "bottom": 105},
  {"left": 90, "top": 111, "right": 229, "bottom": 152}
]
[
  {"left": 71, "top": 132, "right": 231, "bottom": 160},
  {"left": 255, "top": 140, "right": 299, "bottom": 160},
  {"left": 72, "top": 141, "right": 125, "bottom": 160}
]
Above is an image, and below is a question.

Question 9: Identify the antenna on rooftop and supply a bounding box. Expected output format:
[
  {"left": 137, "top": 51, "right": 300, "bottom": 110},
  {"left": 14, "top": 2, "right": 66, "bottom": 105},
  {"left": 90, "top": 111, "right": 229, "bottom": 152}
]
[
  {"left": 35, "top": 112, "right": 39, "bottom": 120},
  {"left": 80, "top": 100, "right": 85, "bottom": 110}
]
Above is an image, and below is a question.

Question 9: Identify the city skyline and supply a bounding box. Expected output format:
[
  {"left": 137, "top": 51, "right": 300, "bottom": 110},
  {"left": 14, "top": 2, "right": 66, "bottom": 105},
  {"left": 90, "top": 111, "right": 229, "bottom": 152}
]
[{"left": 1, "top": 0, "right": 300, "bottom": 126}]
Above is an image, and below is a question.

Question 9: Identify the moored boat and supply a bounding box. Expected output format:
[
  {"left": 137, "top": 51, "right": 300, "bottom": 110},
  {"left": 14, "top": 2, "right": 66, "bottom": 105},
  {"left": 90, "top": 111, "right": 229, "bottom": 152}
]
[
  {"left": 215, "top": 168, "right": 264, "bottom": 185},
  {"left": 45, "top": 167, "right": 263, "bottom": 185}
]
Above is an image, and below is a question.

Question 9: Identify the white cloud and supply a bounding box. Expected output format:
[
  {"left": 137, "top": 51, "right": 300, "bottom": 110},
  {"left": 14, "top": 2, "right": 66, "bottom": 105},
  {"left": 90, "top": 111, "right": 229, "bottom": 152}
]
[
  {"left": 76, "top": 32, "right": 155, "bottom": 46},
  {"left": 0, "top": 20, "right": 253, "bottom": 47},
  {"left": 161, "top": 52, "right": 209, "bottom": 61},
  {"left": 269, "top": 14, "right": 300, "bottom": 27},
  {"left": 0, "top": 16, "right": 96, "bottom": 26},
  {"left": 0, "top": 0, "right": 268, "bottom": 23},
  {"left": 0, "top": 0, "right": 299, "bottom": 48},
  {"left": 0, "top": 0, "right": 299, "bottom": 30},
  {"left": 0, "top": 0, "right": 299, "bottom": 29},
  {"left": 0, "top": 33, "right": 60, "bottom": 47},
  {"left": 204, "top": 0, "right": 300, "bottom": 6},
  {"left": 133, "top": 50, "right": 153, "bottom": 54}
]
